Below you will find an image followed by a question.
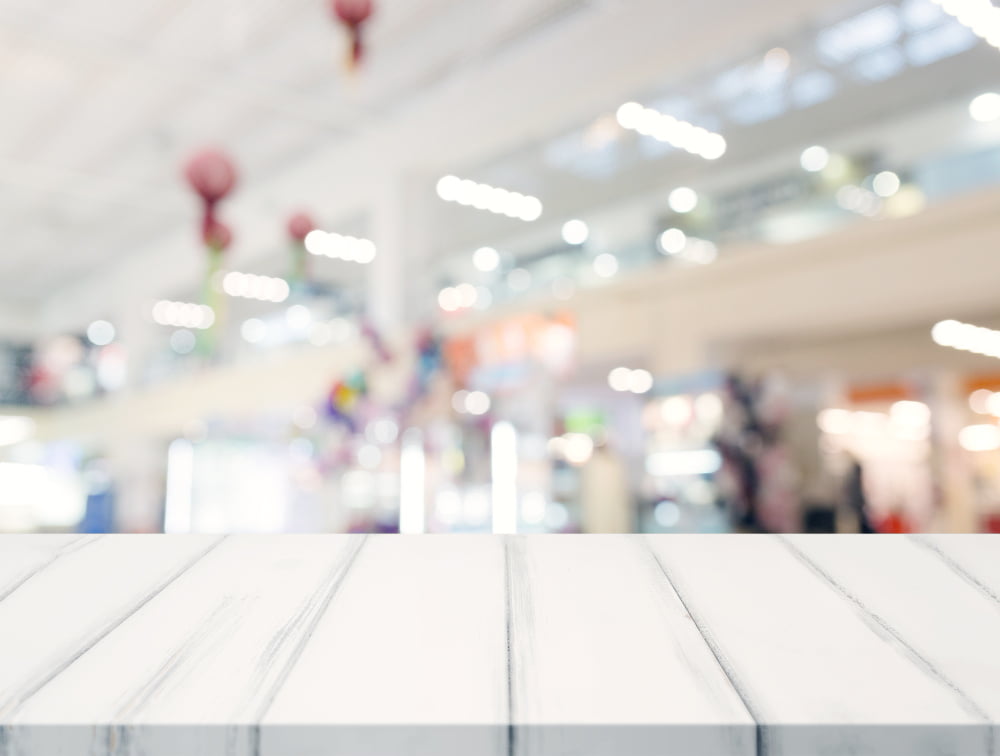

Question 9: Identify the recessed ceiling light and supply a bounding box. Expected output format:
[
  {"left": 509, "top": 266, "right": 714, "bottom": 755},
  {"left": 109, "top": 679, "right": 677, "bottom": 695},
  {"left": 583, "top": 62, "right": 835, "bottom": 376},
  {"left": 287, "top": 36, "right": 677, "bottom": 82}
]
[
  {"left": 561, "top": 219, "right": 589, "bottom": 245},
  {"left": 668, "top": 187, "right": 698, "bottom": 214},
  {"left": 800, "top": 145, "right": 830, "bottom": 172},
  {"left": 970, "top": 92, "right": 1000, "bottom": 123}
]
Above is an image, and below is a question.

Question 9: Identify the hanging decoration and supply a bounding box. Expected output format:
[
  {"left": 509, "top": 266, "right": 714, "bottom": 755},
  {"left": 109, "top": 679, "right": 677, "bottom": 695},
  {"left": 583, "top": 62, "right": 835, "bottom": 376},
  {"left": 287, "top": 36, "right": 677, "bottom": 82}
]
[
  {"left": 200, "top": 218, "right": 233, "bottom": 352},
  {"left": 322, "top": 320, "right": 391, "bottom": 435},
  {"left": 202, "top": 217, "right": 233, "bottom": 252},
  {"left": 316, "top": 323, "right": 450, "bottom": 470},
  {"left": 286, "top": 211, "right": 315, "bottom": 288},
  {"left": 321, "top": 320, "right": 393, "bottom": 431},
  {"left": 183, "top": 149, "right": 238, "bottom": 354},
  {"left": 325, "top": 370, "right": 368, "bottom": 433},
  {"left": 330, "top": 0, "right": 374, "bottom": 70},
  {"left": 184, "top": 149, "right": 237, "bottom": 242},
  {"left": 360, "top": 319, "right": 393, "bottom": 364},
  {"left": 400, "top": 327, "right": 442, "bottom": 416},
  {"left": 414, "top": 329, "right": 443, "bottom": 394}
]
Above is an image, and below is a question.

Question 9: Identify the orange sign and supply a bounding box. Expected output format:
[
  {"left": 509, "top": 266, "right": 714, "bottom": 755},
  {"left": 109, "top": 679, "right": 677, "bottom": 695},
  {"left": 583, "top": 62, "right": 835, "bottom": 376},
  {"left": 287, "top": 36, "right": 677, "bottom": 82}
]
[
  {"left": 846, "top": 382, "right": 914, "bottom": 405},
  {"left": 443, "top": 311, "right": 576, "bottom": 386},
  {"left": 964, "top": 374, "right": 1000, "bottom": 394}
]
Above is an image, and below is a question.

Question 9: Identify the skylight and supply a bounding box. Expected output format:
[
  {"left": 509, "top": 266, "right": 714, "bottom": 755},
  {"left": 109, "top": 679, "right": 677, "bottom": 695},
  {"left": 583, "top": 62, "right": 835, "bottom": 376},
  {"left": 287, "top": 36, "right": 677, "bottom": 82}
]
[{"left": 816, "top": 4, "right": 903, "bottom": 63}]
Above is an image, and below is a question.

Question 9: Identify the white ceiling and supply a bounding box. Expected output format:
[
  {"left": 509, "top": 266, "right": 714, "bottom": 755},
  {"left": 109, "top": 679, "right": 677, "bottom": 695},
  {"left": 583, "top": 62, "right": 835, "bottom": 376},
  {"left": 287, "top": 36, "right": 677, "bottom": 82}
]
[
  {"left": 0, "top": 0, "right": 984, "bottom": 338},
  {"left": 432, "top": 0, "right": 995, "bottom": 253},
  {"left": 0, "top": 0, "right": 500, "bottom": 305}
]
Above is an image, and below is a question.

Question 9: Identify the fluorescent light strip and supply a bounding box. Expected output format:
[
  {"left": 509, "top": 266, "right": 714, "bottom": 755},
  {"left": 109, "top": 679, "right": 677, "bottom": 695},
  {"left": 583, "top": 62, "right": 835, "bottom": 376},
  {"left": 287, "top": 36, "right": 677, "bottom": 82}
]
[
  {"left": 303, "top": 230, "right": 377, "bottom": 263},
  {"left": 152, "top": 300, "right": 215, "bottom": 330},
  {"left": 616, "top": 102, "right": 727, "bottom": 160},
  {"left": 222, "top": 271, "right": 290, "bottom": 303},
  {"left": 931, "top": 319, "right": 1000, "bottom": 357},
  {"left": 436, "top": 175, "right": 543, "bottom": 221}
]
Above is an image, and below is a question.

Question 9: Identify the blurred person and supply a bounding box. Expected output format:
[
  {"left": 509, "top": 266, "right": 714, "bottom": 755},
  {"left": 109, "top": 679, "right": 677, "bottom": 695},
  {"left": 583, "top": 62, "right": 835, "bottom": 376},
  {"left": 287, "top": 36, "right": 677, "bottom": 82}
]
[
  {"left": 715, "top": 374, "right": 768, "bottom": 531},
  {"left": 715, "top": 372, "right": 801, "bottom": 532},
  {"left": 715, "top": 436, "right": 761, "bottom": 531},
  {"left": 799, "top": 457, "right": 842, "bottom": 533},
  {"left": 845, "top": 454, "right": 876, "bottom": 534},
  {"left": 756, "top": 443, "right": 800, "bottom": 532}
]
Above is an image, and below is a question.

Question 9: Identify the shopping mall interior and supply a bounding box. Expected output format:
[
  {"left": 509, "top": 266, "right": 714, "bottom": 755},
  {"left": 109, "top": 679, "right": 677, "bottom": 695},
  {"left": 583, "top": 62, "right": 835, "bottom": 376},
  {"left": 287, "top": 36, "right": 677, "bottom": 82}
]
[{"left": 2, "top": 0, "right": 1000, "bottom": 534}]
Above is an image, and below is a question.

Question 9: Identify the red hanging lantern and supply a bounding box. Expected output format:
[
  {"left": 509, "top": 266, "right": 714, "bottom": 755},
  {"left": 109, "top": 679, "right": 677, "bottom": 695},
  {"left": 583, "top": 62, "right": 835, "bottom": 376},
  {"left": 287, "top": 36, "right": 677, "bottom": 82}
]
[
  {"left": 184, "top": 149, "right": 237, "bottom": 208},
  {"left": 184, "top": 149, "right": 238, "bottom": 246},
  {"left": 287, "top": 212, "right": 315, "bottom": 242},
  {"left": 331, "top": 0, "right": 374, "bottom": 68}
]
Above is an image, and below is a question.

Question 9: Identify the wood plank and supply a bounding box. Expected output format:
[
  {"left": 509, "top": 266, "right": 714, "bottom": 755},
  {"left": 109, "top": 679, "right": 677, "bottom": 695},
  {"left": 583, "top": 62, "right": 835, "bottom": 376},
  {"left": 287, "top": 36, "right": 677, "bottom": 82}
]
[
  {"left": 784, "top": 535, "right": 1000, "bottom": 731},
  {"left": 0, "top": 535, "right": 221, "bottom": 723},
  {"left": 0, "top": 535, "right": 95, "bottom": 602},
  {"left": 8, "top": 534, "right": 365, "bottom": 756},
  {"left": 645, "top": 534, "right": 992, "bottom": 756},
  {"left": 260, "top": 535, "right": 508, "bottom": 756},
  {"left": 507, "top": 535, "right": 754, "bottom": 756}
]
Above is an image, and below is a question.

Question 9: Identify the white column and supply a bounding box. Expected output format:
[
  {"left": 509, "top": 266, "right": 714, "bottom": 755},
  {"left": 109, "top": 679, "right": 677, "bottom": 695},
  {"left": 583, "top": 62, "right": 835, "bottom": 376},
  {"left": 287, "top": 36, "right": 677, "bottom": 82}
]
[
  {"left": 367, "top": 174, "right": 430, "bottom": 334},
  {"left": 105, "top": 293, "right": 157, "bottom": 394},
  {"left": 101, "top": 296, "right": 165, "bottom": 532},
  {"left": 105, "top": 436, "right": 166, "bottom": 533}
]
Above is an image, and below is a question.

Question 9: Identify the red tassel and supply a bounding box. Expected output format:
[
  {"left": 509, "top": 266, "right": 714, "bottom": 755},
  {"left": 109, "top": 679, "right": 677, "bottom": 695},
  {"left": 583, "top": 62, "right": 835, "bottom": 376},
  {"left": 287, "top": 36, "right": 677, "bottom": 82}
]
[
  {"left": 331, "top": 0, "right": 373, "bottom": 67},
  {"left": 350, "top": 29, "right": 364, "bottom": 65}
]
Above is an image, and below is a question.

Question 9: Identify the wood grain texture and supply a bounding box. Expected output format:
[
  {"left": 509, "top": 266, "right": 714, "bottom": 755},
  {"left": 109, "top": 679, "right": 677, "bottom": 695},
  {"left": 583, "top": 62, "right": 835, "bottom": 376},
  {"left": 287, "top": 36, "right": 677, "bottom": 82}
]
[
  {"left": 0, "top": 535, "right": 95, "bottom": 603},
  {"left": 261, "top": 535, "right": 508, "bottom": 756},
  {"left": 0, "top": 534, "right": 996, "bottom": 756},
  {"left": 0, "top": 536, "right": 221, "bottom": 715},
  {"left": 645, "top": 535, "right": 995, "bottom": 756},
  {"left": 784, "top": 535, "right": 1000, "bottom": 737},
  {"left": 914, "top": 534, "right": 1000, "bottom": 606},
  {"left": 9, "top": 535, "right": 365, "bottom": 756},
  {"left": 507, "top": 535, "right": 754, "bottom": 756}
]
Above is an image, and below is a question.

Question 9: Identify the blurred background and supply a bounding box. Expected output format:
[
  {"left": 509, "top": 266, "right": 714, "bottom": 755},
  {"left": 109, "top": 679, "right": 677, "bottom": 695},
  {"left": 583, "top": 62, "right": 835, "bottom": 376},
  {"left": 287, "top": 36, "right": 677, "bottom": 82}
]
[{"left": 2, "top": 0, "right": 1000, "bottom": 534}]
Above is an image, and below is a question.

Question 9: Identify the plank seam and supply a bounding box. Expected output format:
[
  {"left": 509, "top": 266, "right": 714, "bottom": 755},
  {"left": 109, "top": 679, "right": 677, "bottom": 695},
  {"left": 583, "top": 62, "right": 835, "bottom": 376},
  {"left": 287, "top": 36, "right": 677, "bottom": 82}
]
[
  {"left": 503, "top": 536, "right": 535, "bottom": 756},
  {"left": 644, "top": 537, "right": 765, "bottom": 756},
  {"left": 504, "top": 538, "right": 515, "bottom": 756},
  {"left": 249, "top": 534, "right": 369, "bottom": 755},
  {"left": 0, "top": 535, "right": 102, "bottom": 605},
  {"left": 778, "top": 536, "right": 996, "bottom": 756},
  {"left": 0, "top": 535, "right": 227, "bottom": 720},
  {"left": 910, "top": 536, "right": 1000, "bottom": 609}
]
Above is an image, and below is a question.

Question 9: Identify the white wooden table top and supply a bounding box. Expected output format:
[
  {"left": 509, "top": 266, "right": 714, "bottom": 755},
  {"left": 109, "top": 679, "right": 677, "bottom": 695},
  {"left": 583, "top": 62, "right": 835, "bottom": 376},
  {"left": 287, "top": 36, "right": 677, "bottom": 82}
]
[{"left": 0, "top": 534, "right": 997, "bottom": 756}]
